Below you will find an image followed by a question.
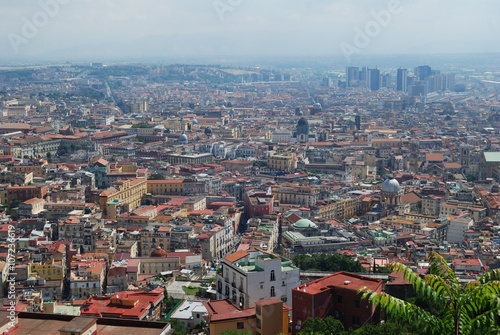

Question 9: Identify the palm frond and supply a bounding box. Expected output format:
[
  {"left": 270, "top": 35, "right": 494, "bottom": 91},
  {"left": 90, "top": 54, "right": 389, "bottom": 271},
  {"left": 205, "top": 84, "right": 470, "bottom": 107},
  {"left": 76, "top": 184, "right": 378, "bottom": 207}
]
[{"left": 427, "top": 251, "right": 459, "bottom": 287}]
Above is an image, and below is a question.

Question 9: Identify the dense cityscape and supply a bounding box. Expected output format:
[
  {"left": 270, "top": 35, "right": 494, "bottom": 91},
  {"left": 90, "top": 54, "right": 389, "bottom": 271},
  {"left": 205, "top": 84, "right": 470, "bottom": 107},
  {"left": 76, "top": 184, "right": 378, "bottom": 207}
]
[
  {"left": 0, "top": 57, "right": 498, "bottom": 334},
  {"left": 0, "top": 0, "right": 499, "bottom": 333}
]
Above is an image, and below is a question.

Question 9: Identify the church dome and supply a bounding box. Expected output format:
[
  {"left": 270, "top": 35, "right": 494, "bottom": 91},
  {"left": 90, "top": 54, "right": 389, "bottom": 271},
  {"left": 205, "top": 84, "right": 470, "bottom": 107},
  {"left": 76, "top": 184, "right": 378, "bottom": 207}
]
[
  {"left": 191, "top": 118, "right": 198, "bottom": 124},
  {"left": 297, "top": 117, "right": 308, "bottom": 126},
  {"left": 205, "top": 127, "right": 212, "bottom": 135},
  {"left": 293, "top": 218, "right": 317, "bottom": 229},
  {"left": 179, "top": 134, "right": 188, "bottom": 142},
  {"left": 150, "top": 247, "right": 167, "bottom": 258},
  {"left": 381, "top": 177, "right": 400, "bottom": 194}
]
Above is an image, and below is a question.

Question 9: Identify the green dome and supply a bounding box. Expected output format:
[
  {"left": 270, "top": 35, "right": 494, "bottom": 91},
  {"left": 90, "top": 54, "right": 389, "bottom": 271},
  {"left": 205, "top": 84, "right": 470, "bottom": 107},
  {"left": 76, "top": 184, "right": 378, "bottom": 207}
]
[{"left": 293, "top": 218, "right": 317, "bottom": 229}]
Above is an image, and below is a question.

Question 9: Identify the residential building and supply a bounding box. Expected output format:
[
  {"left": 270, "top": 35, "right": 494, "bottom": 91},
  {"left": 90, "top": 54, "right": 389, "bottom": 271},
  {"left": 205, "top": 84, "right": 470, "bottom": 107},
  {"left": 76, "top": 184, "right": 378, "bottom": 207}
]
[
  {"left": 203, "top": 298, "right": 290, "bottom": 335},
  {"left": 81, "top": 287, "right": 164, "bottom": 321},
  {"left": 447, "top": 217, "right": 473, "bottom": 244},
  {"left": 216, "top": 250, "right": 300, "bottom": 308},
  {"left": 100, "top": 178, "right": 148, "bottom": 219},
  {"left": 292, "top": 272, "right": 382, "bottom": 333}
]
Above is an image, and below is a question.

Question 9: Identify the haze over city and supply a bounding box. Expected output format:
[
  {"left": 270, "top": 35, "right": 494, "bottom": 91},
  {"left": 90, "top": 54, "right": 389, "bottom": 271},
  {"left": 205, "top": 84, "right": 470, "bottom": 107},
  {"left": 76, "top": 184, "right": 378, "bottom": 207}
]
[{"left": 1, "top": 0, "right": 499, "bottom": 63}]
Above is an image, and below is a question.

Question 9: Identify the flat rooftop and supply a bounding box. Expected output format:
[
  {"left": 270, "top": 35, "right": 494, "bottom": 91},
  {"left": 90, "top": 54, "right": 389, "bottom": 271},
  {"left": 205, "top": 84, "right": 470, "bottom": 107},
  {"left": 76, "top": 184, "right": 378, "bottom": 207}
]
[{"left": 6, "top": 312, "right": 172, "bottom": 335}]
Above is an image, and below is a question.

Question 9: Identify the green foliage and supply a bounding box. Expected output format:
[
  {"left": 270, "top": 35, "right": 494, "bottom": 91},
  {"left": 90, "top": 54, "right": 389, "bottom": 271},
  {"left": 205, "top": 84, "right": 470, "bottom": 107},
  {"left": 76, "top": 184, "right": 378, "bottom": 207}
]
[
  {"left": 298, "top": 317, "right": 405, "bottom": 335},
  {"left": 182, "top": 285, "right": 200, "bottom": 295},
  {"left": 298, "top": 316, "right": 345, "bottom": 335},
  {"left": 377, "top": 169, "right": 391, "bottom": 177},
  {"left": 373, "top": 265, "right": 393, "bottom": 274},
  {"left": 88, "top": 65, "right": 149, "bottom": 77},
  {"left": 293, "top": 253, "right": 365, "bottom": 273},
  {"left": 149, "top": 173, "right": 166, "bottom": 180},
  {"left": 352, "top": 322, "right": 404, "bottom": 335},
  {"left": 163, "top": 295, "right": 181, "bottom": 313},
  {"left": 169, "top": 319, "right": 189, "bottom": 335},
  {"left": 131, "top": 122, "right": 154, "bottom": 128},
  {"left": 359, "top": 251, "right": 500, "bottom": 335},
  {"left": 466, "top": 173, "right": 478, "bottom": 182},
  {"left": 220, "top": 330, "right": 253, "bottom": 335}
]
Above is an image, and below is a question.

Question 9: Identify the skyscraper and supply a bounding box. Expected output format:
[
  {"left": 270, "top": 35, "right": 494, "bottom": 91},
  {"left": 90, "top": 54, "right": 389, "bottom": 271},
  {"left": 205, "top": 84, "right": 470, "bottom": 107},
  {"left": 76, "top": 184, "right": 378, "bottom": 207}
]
[
  {"left": 396, "top": 68, "right": 408, "bottom": 92},
  {"left": 345, "top": 66, "right": 359, "bottom": 87},
  {"left": 414, "top": 65, "right": 432, "bottom": 81},
  {"left": 381, "top": 73, "right": 391, "bottom": 88},
  {"left": 366, "top": 68, "right": 380, "bottom": 91}
]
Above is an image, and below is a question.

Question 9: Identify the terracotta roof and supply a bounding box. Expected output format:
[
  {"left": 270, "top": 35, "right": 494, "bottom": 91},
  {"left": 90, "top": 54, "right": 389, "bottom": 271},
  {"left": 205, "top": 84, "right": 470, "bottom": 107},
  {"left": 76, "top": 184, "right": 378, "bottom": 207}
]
[
  {"left": 224, "top": 250, "right": 249, "bottom": 263},
  {"left": 400, "top": 192, "right": 421, "bottom": 204},
  {"left": 426, "top": 153, "right": 443, "bottom": 161},
  {"left": 203, "top": 299, "right": 255, "bottom": 323}
]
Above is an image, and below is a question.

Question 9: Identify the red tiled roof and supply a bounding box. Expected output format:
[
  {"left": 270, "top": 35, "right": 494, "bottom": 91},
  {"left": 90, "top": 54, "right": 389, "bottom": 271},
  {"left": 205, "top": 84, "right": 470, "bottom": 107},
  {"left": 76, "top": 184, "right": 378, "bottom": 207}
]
[
  {"left": 224, "top": 250, "right": 249, "bottom": 263},
  {"left": 203, "top": 300, "right": 255, "bottom": 323},
  {"left": 293, "top": 272, "right": 382, "bottom": 295}
]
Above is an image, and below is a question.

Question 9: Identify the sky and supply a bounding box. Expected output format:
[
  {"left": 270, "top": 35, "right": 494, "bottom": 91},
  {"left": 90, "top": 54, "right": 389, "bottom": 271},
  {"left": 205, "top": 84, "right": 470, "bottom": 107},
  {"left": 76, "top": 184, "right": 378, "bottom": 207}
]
[{"left": 0, "top": 0, "right": 499, "bottom": 63}]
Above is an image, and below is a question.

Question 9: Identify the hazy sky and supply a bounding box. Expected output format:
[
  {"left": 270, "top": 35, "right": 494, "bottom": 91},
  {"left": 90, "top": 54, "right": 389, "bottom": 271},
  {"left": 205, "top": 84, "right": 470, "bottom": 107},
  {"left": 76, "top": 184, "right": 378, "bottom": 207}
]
[{"left": 1, "top": 0, "right": 499, "bottom": 63}]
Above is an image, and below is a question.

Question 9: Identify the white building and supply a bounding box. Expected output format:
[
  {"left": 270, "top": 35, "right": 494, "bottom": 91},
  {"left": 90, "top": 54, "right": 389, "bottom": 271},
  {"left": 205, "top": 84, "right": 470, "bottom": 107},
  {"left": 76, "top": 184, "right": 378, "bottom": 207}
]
[
  {"left": 206, "top": 219, "right": 235, "bottom": 259},
  {"left": 447, "top": 217, "right": 473, "bottom": 244},
  {"left": 169, "top": 300, "right": 207, "bottom": 329},
  {"left": 272, "top": 130, "right": 292, "bottom": 143},
  {"left": 216, "top": 250, "right": 300, "bottom": 308}
]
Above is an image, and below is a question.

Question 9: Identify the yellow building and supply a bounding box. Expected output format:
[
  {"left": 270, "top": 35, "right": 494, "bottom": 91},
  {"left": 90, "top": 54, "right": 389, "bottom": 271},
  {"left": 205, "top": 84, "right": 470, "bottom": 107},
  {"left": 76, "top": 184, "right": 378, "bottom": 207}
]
[
  {"left": 116, "top": 163, "right": 137, "bottom": 173},
  {"left": 182, "top": 196, "right": 206, "bottom": 211},
  {"left": 204, "top": 298, "right": 290, "bottom": 335},
  {"left": 147, "top": 179, "right": 184, "bottom": 195},
  {"left": 212, "top": 127, "right": 239, "bottom": 138},
  {"left": 30, "top": 259, "right": 64, "bottom": 280},
  {"left": 164, "top": 153, "right": 214, "bottom": 165},
  {"left": 273, "top": 185, "right": 319, "bottom": 207},
  {"left": 164, "top": 120, "right": 191, "bottom": 132},
  {"left": 12, "top": 163, "right": 46, "bottom": 178},
  {"left": 138, "top": 257, "right": 180, "bottom": 274},
  {"left": 100, "top": 178, "right": 147, "bottom": 218},
  {"left": 345, "top": 163, "right": 368, "bottom": 181},
  {"left": 335, "top": 197, "right": 358, "bottom": 219},
  {"left": 0, "top": 184, "right": 9, "bottom": 206},
  {"left": 268, "top": 154, "right": 297, "bottom": 172},
  {"left": 313, "top": 197, "right": 358, "bottom": 220}
]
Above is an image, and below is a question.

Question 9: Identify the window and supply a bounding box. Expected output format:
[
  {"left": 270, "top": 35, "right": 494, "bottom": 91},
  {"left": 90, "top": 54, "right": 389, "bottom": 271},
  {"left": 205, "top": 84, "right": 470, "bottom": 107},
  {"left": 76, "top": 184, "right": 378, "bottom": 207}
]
[
  {"left": 270, "top": 270, "right": 275, "bottom": 281},
  {"left": 352, "top": 316, "right": 360, "bottom": 326},
  {"left": 237, "top": 322, "right": 244, "bottom": 330},
  {"left": 270, "top": 286, "right": 275, "bottom": 297},
  {"left": 282, "top": 280, "right": 286, "bottom": 287},
  {"left": 337, "top": 294, "right": 342, "bottom": 303},
  {"left": 355, "top": 298, "right": 360, "bottom": 308}
]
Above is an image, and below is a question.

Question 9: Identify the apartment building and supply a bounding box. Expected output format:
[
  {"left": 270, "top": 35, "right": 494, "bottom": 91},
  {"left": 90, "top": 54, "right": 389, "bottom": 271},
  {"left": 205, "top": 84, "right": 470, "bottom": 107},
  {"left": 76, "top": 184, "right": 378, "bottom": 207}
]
[{"left": 216, "top": 250, "right": 300, "bottom": 308}]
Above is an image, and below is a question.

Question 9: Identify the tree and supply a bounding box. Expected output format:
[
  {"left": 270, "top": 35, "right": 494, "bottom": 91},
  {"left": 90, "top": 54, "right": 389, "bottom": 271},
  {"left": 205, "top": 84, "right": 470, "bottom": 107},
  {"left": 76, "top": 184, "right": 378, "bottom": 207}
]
[
  {"left": 220, "top": 330, "right": 253, "bottom": 335},
  {"left": 359, "top": 252, "right": 500, "bottom": 335},
  {"left": 298, "top": 316, "right": 345, "bottom": 335},
  {"left": 169, "top": 319, "right": 189, "bottom": 335},
  {"left": 466, "top": 173, "right": 478, "bottom": 182},
  {"left": 293, "top": 253, "right": 365, "bottom": 273},
  {"left": 149, "top": 173, "right": 165, "bottom": 180},
  {"left": 352, "top": 322, "right": 403, "bottom": 335}
]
